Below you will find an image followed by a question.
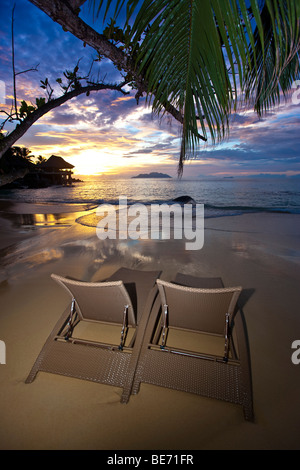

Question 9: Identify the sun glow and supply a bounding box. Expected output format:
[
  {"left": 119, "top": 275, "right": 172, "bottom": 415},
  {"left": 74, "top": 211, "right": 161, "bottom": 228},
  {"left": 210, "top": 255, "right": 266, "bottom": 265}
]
[
  {"left": 69, "top": 146, "right": 175, "bottom": 176},
  {"left": 70, "top": 150, "right": 118, "bottom": 175}
]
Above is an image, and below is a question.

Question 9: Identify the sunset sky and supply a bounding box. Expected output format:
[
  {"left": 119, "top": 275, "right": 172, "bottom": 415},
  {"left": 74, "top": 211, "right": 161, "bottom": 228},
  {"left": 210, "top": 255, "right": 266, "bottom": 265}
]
[{"left": 1, "top": 0, "right": 300, "bottom": 178}]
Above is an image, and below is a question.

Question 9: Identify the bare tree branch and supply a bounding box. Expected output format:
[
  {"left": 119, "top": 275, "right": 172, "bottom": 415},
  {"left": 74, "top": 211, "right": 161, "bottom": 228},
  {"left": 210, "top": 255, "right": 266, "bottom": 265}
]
[
  {"left": 28, "top": 0, "right": 194, "bottom": 130},
  {"left": 29, "top": 0, "right": 130, "bottom": 72},
  {"left": 0, "top": 81, "right": 129, "bottom": 159},
  {"left": 15, "top": 65, "right": 40, "bottom": 76}
]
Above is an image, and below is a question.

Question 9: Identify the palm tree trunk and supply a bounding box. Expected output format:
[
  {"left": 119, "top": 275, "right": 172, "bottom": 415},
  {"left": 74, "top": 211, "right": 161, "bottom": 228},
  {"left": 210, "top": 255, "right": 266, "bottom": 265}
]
[{"left": 28, "top": 0, "right": 185, "bottom": 125}]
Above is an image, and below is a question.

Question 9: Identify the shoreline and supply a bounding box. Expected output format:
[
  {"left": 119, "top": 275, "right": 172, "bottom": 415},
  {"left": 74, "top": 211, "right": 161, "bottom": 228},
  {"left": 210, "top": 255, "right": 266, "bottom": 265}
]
[
  {"left": 0, "top": 198, "right": 97, "bottom": 214},
  {"left": 0, "top": 200, "right": 300, "bottom": 449},
  {"left": 0, "top": 199, "right": 97, "bottom": 251}
]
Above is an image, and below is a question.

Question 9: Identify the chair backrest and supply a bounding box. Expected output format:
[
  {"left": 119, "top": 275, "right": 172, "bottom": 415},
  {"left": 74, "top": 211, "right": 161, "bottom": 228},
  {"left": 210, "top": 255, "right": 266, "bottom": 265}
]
[
  {"left": 156, "top": 279, "right": 242, "bottom": 336},
  {"left": 51, "top": 274, "right": 135, "bottom": 326}
]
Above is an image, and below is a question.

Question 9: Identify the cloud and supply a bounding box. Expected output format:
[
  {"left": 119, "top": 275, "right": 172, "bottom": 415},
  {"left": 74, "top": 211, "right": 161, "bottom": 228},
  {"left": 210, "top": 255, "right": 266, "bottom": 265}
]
[
  {"left": 1, "top": 0, "right": 299, "bottom": 177},
  {"left": 189, "top": 100, "right": 300, "bottom": 175},
  {"left": 123, "top": 149, "right": 154, "bottom": 157}
]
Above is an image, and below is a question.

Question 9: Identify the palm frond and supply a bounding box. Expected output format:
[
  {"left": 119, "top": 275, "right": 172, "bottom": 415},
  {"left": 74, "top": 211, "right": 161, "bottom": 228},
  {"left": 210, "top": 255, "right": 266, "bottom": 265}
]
[
  {"left": 243, "top": 0, "right": 300, "bottom": 114},
  {"left": 121, "top": 0, "right": 242, "bottom": 173},
  {"left": 88, "top": 0, "right": 300, "bottom": 174}
]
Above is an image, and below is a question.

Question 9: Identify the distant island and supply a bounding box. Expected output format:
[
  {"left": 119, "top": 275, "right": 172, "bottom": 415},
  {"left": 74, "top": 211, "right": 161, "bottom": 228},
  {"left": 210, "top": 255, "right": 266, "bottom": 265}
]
[{"left": 132, "top": 172, "right": 172, "bottom": 179}]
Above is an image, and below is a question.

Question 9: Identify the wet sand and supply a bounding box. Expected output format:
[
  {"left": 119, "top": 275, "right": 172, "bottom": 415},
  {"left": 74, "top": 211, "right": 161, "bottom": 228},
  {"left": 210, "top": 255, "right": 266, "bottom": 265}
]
[{"left": 0, "top": 201, "right": 300, "bottom": 450}]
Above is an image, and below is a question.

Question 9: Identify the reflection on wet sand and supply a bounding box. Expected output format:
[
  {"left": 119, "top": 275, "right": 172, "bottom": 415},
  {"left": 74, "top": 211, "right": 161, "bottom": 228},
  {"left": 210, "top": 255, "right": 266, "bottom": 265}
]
[
  {"left": 6, "top": 212, "right": 74, "bottom": 228},
  {"left": 1, "top": 215, "right": 196, "bottom": 283}
]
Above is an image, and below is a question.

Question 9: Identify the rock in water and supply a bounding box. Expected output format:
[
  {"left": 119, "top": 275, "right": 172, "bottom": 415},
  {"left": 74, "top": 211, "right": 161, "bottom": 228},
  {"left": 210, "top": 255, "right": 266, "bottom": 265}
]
[{"left": 173, "top": 196, "right": 196, "bottom": 204}]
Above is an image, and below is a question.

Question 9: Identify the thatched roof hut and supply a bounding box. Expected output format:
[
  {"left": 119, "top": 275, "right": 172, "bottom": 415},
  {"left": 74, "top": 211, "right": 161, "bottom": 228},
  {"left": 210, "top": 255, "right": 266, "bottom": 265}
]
[{"left": 41, "top": 155, "right": 74, "bottom": 170}]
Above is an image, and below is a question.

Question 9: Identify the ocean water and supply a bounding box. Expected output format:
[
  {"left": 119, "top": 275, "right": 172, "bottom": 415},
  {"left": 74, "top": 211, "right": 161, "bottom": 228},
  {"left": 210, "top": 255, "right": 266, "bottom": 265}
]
[{"left": 0, "top": 176, "right": 300, "bottom": 218}]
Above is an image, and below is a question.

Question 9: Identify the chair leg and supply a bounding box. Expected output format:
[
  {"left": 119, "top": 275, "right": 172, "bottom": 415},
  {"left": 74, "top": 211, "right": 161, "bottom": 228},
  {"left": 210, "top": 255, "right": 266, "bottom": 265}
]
[
  {"left": 25, "top": 364, "right": 40, "bottom": 384},
  {"left": 235, "top": 310, "right": 254, "bottom": 421},
  {"left": 243, "top": 402, "right": 254, "bottom": 422},
  {"left": 25, "top": 307, "right": 71, "bottom": 384},
  {"left": 121, "top": 287, "right": 160, "bottom": 403}
]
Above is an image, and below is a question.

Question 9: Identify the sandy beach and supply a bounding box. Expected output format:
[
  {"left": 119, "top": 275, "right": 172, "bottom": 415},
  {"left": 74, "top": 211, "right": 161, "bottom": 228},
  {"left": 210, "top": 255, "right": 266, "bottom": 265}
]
[{"left": 0, "top": 200, "right": 300, "bottom": 450}]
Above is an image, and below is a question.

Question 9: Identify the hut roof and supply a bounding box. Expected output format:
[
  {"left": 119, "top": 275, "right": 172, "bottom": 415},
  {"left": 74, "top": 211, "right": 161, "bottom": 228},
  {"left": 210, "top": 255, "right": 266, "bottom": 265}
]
[{"left": 42, "top": 155, "right": 74, "bottom": 169}]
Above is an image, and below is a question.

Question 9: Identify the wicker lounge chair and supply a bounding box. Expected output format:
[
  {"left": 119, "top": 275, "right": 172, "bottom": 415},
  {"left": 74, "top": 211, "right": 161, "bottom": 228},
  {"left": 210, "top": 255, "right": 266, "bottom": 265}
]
[
  {"left": 131, "top": 274, "right": 254, "bottom": 420},
  {"left": 25, "top": 268, "right": 160, "bottom": 403}
]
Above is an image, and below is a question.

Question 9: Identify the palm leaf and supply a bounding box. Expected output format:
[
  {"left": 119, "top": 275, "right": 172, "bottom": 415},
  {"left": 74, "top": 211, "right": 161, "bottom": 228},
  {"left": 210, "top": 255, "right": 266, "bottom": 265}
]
[
  {"left": 89, "top": 0, "right": 300, "bottom": 174},
  {"left": 243, "top": 0, "right": 300, "bottom": 114}
]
